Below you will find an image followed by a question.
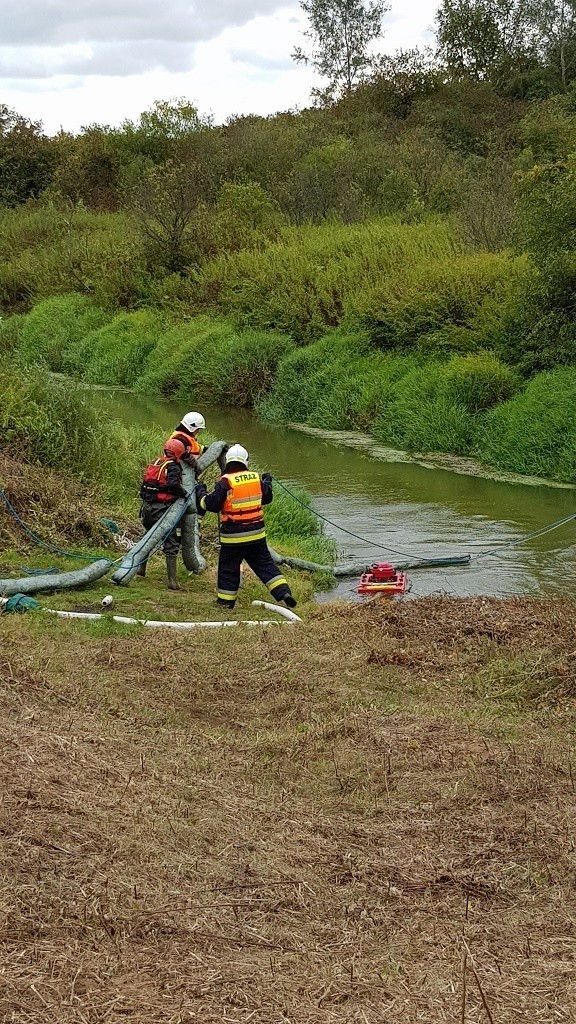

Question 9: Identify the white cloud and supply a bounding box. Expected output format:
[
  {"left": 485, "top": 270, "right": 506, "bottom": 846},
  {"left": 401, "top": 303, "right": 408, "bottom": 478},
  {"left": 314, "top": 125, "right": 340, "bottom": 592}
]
[{"left": 0, "top": 1, "right": 438, "bottom": 135}]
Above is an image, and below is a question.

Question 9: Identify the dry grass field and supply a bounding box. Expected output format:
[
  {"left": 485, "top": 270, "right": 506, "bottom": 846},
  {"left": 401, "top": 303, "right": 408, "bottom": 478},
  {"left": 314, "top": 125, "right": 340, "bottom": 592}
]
[{"left": 2, "top": 595, "right": 576, "bottom": 1022}]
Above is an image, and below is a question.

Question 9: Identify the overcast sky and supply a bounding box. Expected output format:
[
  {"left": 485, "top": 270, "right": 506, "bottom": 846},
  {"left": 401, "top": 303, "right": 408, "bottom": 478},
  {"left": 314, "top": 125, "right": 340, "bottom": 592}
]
[{"left": 0, "top": 0, "right": 438, "bottom": 136}]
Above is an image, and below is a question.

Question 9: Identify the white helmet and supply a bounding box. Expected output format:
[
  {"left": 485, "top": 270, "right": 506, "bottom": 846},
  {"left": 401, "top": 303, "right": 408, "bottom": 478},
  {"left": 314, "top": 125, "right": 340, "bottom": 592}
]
[
  {"left": 181, "top": 411, "right": 205, "bottom": 433},
  {"left": 225, "top": 443, "right": 249, "bottom": 466}
]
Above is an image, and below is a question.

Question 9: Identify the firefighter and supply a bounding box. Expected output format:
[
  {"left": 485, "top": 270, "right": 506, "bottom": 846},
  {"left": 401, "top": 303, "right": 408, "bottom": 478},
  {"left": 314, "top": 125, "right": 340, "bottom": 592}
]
[
  {"left": 166, "top": 411, "right": 206, "bottom": 468},
  {"left": 195, "top": 443, "right": 297, "bottom": 610},
  {"left": 138, "top": 437, "right": 189, "bottom": 590}
]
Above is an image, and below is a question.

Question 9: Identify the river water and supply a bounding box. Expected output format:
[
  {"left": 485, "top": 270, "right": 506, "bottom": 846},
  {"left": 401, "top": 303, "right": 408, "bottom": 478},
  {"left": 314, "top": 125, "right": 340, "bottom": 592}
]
[{"left": 95, "top": 390, "right": 576, "bottom": 601}]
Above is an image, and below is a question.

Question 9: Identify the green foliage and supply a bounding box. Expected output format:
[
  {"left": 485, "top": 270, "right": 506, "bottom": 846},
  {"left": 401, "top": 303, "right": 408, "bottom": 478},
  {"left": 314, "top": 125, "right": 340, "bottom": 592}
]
[
  {"left": 195, "top": 182, "right": 286, "bottom": 259},
  {"left": 0, "top": 204, "right": 149, "bottom": 312},
  {"left": 293, "top": 0, "right": 389, "bottom": 100},
  {"left": 138, "top": 316, "right": 294, "bottom": 406},
  {"left": 0, "top": 358, "right": 154, "bottom": 502},
  {"left": 76, "top": 310, "right": 165, "bottom": 386},
  {"left": 15, "top": 293, "right": 109, "bottom": 370},
  {"left": 519, "top": 93, "right": 576, "bottom": 162},
  {"left": 195, "top": 218, "right": 459, "bottom": 341},
  {"left": 478, "top": 367, "right": 576, "bottom": 480},
  {"left": 362, "top": 250, "right": 525, "bottom": 352},
  {"left": 259, "top": 330, "right": 415, "bottom": 429},
  {"left": 262, "top": 333, "right": 518, "bottom": 454},
  {"left": 0, "top": 105, "right": 55, "bottom": 207},
  {"left": 505, "top": 156, "right": 576, "bottom": 372},
  {"left": 434, "top": 0, "right": 540, "bottom": 86}
]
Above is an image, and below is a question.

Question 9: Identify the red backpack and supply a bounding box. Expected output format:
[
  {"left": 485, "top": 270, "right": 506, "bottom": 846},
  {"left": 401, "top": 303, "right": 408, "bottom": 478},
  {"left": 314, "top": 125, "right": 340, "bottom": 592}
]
[{"left": 139, "top": 458, "right": 173, "bottom": 502}]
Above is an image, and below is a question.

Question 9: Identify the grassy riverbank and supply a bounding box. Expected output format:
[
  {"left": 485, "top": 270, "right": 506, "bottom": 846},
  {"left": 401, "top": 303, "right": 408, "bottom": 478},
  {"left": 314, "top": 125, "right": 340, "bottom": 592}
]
[
  {"left": 2, "top": 236, "right": 576, "bottom": 483},
  {"left": 0, "top": 362, "right": 335, "bottom": 613},
  {"left": 3, "top": 595, "right": 576, "bottom": 1022}
]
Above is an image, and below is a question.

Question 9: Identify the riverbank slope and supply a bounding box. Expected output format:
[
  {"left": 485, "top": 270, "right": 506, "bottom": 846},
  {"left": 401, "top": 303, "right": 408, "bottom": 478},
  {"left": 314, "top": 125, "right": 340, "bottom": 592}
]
[{"left": 3, "top": 595, "right": 576, "bottom": 1023}]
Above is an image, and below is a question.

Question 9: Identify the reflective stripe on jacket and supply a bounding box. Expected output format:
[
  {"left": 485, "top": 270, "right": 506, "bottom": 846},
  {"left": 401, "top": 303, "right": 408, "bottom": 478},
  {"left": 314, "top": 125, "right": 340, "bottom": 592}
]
[
  {"left": 200, "top": 466, "right": 272, "bottom": 544},
  {"left": 220, "top": 471, "right": 266, "bottom": 543}
]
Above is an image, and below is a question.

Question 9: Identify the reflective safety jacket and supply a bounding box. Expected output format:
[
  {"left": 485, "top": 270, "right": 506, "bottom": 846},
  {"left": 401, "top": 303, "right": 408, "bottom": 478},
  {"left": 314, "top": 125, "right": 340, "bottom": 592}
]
[
  {"left": 168, "top": 428, "right": 204, "bottom": 462},
  {"left": 200, "top": 467, "right": 273, "bottom": 543},
  {"left": 140, "top": 457, "right": 186, "bottom": 504}
]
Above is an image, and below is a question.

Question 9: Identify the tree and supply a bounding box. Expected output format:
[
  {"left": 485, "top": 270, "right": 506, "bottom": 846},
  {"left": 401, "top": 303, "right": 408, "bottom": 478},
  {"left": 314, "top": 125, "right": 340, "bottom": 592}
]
[
  {"left": 127, "top": 159, "right": 202, "bottom": 275},
  {"left": 529, "top": 0, "right": 576, "bottom": 88},
  {"left": 435, "top": 0, "right": 539, "bottom": 84},
  {"left": 293, "top": 0, "right": 389, "bottom": 101},
  {"left": 0, "top": 105, "right": 55, "bottom": 206}
]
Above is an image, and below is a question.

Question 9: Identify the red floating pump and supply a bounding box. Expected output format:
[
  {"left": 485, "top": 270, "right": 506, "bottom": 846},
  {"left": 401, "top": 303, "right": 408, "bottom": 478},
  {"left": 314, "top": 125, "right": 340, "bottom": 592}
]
[{"left": 357, "top": 562, "right": 408, "bottom": 596}]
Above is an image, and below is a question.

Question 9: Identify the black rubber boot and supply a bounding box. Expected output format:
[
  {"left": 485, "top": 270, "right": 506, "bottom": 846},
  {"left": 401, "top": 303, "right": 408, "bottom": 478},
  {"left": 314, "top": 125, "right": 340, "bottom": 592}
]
[
  {"left": 284, "top": 594, "right": 297, "bottom": 609},
  {"left": 136, "top": 560, "right": 147, "bottom": 577},
  {"left": 165, "top": 554, "right": 180, "bottom": 591},
  {"left": 215, "top": 598, "right": 235, "bottom": 610}
]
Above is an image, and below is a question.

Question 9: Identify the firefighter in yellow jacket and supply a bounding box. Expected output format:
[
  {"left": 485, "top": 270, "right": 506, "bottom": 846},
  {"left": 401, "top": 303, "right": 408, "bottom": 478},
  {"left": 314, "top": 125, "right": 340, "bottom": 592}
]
[{"left": 196, "top": 444, "right": 297, "bottom": 610}]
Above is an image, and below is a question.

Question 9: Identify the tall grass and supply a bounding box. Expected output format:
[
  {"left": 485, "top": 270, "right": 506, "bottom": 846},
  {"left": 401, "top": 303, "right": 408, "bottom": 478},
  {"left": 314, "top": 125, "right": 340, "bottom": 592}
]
[
  {"left": 373, "top": 353, "right": 520, "bottom": 453},
  {"left": 0, "top": 204, "right": 148, "bottom": 310},
  {"left": 260, "top": 332, "right": 519, "bottom": 454},
  {"left": 137, "top": 316, "right": 294, "bottom": 406},
  {"left": 11, "top": 293, "right": 108, "bottom": 370},
  {"left": 76, "top": 310, "right": 166, "bottom": 386},
  {"left": 362, "top": 251, "right": 529, "bottom": 353},
  {"left": 0, "top": 357, "right": 159, "bottom": 506},
  {"left": 194, "top": 217, "right": 460, "bottom": 341},
  {"left": 478, "top": 368, "right": 576, "bottom": 481}
]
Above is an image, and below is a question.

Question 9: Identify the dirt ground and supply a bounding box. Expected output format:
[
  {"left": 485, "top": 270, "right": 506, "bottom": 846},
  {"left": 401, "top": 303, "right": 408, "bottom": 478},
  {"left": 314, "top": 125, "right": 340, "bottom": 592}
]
[{"left": 2, "top": 595, "right": 576, "bottom": 1023}]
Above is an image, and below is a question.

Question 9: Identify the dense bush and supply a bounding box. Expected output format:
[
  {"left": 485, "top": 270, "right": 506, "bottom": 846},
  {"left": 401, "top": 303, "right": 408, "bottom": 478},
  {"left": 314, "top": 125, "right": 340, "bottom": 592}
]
[
  {"left": 260, "top": 331, "right": 518, "bottom": 452},
  {"left": 259, "top": 331, "right": 419, "bottom": 430},
  {"left": 78, "top": 310, "right": 166, "bottom": 386},
  {"left": 0, "top": 205, "right": 148, "bottom": 311},
  {"left": 361, "top": 251, "right": 527, "bottom": 353},
  {"left": 478, "top": 368, "right": 576, "bottom": 481},
  {"left": 193, "top": 218, "right": 459, "bottom": 341},
  {"left": 12, "top": 293, "right": 109, "bottom": 370},
  {"left": 137, "top": 316, "right": 294, "bottom": 406},
  {"left": 0, "top": 358, "right": 154, "bottom": 503}
]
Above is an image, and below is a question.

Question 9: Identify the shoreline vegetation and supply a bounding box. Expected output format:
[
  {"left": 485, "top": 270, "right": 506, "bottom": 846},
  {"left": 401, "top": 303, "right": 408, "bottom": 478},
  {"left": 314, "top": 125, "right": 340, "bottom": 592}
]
[
  {"left": 2, "top": 277, "right": 576, "bottom": 486},
  {"left": 285, "top": 422, "right": 576, "bottom": 489}
]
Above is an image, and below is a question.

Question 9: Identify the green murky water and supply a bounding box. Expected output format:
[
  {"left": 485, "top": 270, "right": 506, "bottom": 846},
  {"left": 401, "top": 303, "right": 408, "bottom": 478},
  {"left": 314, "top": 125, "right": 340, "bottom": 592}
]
[{"left": 95, "top": 390, "right": 576, "bottom": 601}]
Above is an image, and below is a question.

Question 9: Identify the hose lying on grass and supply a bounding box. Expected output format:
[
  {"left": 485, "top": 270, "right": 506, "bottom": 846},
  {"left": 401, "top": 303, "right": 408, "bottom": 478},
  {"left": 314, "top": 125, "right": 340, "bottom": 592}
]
[
  {"left": 0, "top": 596, "right": 302, "bottom": 628},
  {"left": 0, "top": 558, "right": 113, "bottom": 597}
]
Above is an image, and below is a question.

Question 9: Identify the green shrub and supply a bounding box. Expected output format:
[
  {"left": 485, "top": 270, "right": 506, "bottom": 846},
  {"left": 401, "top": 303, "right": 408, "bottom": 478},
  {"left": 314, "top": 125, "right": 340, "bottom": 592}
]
[
  {"left": 137, "top": 316, "right": 294, "bottom": 406},
  {"left": 477, "top": 368, "right": 576, "bottom": 481},
  {"left": 15, "top": 293, "right": 109, "bottom": 370},
  {"left": 78, "top": 310, "right": 165, "bottom": 386},
  {"left": 372, "top": 353, "right": 518, "bottom": 453},
  {"left": 0, "top": 358, "right": 154, "bottom": 503},
  {"left": 362, "top": 251, "right": 526, "bottom": 353},
  {"left": 440, "top": 353, "right": 520, "bottom": 413},
  {"left": 0, "top": 205, "right": 149, "bottom": 310},
  {"left": 194, "top": 217, "right": 458, "bottom": 341}
]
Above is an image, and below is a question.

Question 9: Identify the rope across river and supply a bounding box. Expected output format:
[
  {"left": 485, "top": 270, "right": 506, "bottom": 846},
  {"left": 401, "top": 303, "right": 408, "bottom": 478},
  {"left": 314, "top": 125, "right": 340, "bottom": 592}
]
[{"left": 271, "top": 476, "right": 576, "bottom": 570}]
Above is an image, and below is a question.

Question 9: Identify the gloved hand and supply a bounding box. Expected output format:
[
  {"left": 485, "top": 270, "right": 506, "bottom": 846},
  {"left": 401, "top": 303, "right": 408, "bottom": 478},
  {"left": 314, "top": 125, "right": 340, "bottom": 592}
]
[
  {"left": 195, "top": 482, "right": 207, "bottom": 515},
  {"left": 261, "top": 472, "right": 272, "bottom": 485}
]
